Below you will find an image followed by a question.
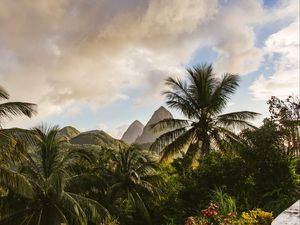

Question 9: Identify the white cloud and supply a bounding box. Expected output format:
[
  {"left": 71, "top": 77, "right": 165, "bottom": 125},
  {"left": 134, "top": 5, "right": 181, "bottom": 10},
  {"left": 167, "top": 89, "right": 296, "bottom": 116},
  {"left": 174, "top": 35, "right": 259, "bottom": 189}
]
[
  {"left": 250, "top": 18, "right": 299, "bottom": 100},
  {"left": 0, "top": 0, "right": 298, "bottom": 128},
  {"left": 210, "top": 0, "right": 265, "bottom": 75}
]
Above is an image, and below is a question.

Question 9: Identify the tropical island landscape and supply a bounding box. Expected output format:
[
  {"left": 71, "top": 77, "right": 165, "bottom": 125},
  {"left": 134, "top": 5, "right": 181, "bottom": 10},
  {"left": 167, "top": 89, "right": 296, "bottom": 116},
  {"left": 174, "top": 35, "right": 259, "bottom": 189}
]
[{"left": 0, "top": 1, "right": 299, "bottom": 225}]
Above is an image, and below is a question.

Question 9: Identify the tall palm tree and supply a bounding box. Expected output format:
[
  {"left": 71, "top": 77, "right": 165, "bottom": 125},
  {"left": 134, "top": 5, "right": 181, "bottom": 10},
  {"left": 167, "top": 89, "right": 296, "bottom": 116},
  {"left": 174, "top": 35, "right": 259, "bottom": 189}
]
[
  {"left": 0, "top": 125, "right": 108, "bottom": 225},
  {"left": 104, "top": 146, "right": 162, "bottom": 224},
  {"left": 151, "top": 64, "right": 259, "bottom": 162},
  {"left": 0, "top": 86, "right": 36, "bottom": 127}
]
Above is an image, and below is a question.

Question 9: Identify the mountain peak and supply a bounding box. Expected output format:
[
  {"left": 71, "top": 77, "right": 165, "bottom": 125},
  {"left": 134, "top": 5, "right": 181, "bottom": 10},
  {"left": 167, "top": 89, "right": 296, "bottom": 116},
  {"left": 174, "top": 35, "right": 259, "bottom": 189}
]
[
  {"left": 57, "top": 126, "right": 80, "bottom": 140},
  {"left": 135, "top": 106, "right": 173, "bottom": 145},
  {"left": 132, "top": 120, "right": 144, "bottom": 126},
  {"left": 121, "top": 120, "right": 144, "bottom": 144},
  {"left": 149, "top": 106, "right": 173, "bottom": 123},
  {"left": 157, "top": 106, "right": 168, "bottom": 112}
]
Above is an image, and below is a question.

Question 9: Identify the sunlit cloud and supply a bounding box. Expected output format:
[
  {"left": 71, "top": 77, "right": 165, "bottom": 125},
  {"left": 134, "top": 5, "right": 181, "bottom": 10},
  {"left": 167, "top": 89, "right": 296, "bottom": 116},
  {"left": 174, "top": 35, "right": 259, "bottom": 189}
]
[
  {"left": 250, "top": 18, "right": 299, "bottom": 100},
  {"left": 0, "top": 0, "right": 298, "bottom": 129}
]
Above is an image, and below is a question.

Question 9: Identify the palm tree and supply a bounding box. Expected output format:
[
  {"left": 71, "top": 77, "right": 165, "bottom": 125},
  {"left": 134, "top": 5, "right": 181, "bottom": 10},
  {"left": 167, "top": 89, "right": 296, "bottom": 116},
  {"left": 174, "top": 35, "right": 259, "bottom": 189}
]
[
  {"left": 104, "top": 146, "right": 162, "bottom": 224},
  {"left": 151, "top": 64, "right": 259, "bottom": 162},
  {"left": 0, "top": 86, "right": 36, "bottom": 127},
  {"left": 0, "top": 125, "right": 108, "bottom": 225},
  {"left": 0, "top": 86, "right": 36, "bottom": 154}
]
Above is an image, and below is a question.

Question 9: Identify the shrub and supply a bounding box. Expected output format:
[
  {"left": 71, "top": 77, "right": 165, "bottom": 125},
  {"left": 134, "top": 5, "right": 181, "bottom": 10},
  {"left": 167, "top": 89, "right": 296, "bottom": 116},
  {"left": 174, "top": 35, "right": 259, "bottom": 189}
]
[
  {"left": 211, "top": 188, "right": 236, "bottom": 215},
  {"left": 234, "top": 209, "right": 273, "bottom": 225},
  {"left": 185, "top": 207, "right": 273, "bottom": 225},
  {"left": 185, "top": 203, "right": 237, "bottom": 225}
]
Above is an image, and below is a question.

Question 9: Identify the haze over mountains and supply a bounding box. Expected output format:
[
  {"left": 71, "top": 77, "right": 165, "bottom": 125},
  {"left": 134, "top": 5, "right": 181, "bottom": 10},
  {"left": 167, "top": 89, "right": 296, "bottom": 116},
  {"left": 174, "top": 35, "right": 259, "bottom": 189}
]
[
  {"left": 135, "top": 106, "right": 173, "bottom": 144},
  {"left": 70, "top": 130, "right": 124, "bottom": 148},
  {"left": 121, "top": 106, "right": 173, "bottom": 148},
  {"left": 57, "top": 126, "right": 80, "bottom": 140},
  {"left": 121, "top": 120, "right": 144, "bottom": 144},
  {"left": 51, "top": 106, "right": 174, "bottom": 150}
]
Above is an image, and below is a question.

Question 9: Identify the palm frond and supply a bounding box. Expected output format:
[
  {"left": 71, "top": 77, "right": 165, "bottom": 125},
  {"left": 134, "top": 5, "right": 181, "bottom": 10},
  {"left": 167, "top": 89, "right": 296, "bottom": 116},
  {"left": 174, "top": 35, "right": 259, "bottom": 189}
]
[
  {"left": 62, "top": 192, "right": 91, "bottom": 225},
  {"left": 218, "top": 111, "right": 260, "bottom": 121},
  {"left": 0, "top": 166, "right": 34, "bottom": 199},
  {"left": 218, "top": 119, "right": 257, "bottom": 130},
  {"left": 0, "top": 86, "right": 9, "bottom": 100},
  {"left": 214, "top": 126, "right": 246, "bottom": 150},
  {"left": 150, "top": 127, "right": 187, "bottom": 152},
  {"left": 150, "top": 118, "right": 190, "bottom": 132},
  {"left": 160, "top": 127, "right": 196, "bottom": 162},
  {"left": 0, "top": 102, "right": 37, "bottom": 119},
  {"left": 164, "top": 77, "right": 200, "bottom": 118},
  {"left": 217, "top": 111, "right": 260, "bottom": 130},
  {"left": 164, "top": 90, "right": 199, "bottom": 118},
  {"left": 210, "top": 73, "right": 239, "bottom": 114},
  {"left": 131, "top": 190, "right": 151, "bottom": 225},
  {"left": 188, "top": 64, "right": 216, "bottom": 108},
  {"left": 66, "top": 192, "right": 109, "bottom": 223}
]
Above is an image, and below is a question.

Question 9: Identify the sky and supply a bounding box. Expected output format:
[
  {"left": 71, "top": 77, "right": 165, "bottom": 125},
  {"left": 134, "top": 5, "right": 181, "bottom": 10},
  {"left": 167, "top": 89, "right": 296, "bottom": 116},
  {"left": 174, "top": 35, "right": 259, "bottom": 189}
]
[{"left": 0, "top": 0, "right": 299, "bottom": 138}]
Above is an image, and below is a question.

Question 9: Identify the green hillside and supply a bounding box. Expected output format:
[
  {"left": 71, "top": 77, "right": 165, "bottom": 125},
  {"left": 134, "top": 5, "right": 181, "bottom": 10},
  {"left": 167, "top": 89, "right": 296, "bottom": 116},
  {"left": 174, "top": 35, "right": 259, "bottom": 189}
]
[
  {"left": 69, "top": 130, "right": 125, "bottom": 148},
  {"left": 57, "top": 126, "right": 80, "bottom": 140}
]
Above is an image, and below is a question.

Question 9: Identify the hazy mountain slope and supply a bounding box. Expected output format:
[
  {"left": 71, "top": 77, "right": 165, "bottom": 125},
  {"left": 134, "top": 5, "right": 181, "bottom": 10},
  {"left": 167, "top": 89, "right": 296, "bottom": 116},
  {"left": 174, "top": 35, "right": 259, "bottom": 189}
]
[
  {"left": 121, "top": 120, "right": 144, "bottom": 144},
  {"left": 70, "top": 130, "right": 124, "bottom": 148},
  {"left": 57, "top": 126, "right": 80, "bottom": 140},
  {"left": 135, "top": 106, "right": 173, "bottom": 145}
]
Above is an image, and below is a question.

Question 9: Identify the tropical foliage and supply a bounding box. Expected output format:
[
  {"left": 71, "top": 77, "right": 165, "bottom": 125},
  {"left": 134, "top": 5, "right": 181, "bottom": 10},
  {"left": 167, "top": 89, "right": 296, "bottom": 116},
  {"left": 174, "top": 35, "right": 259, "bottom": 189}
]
[
  {"left": 0, "top": 86, "right": 37, "bottom": 161},
  {"left": 0, "top": 68, "right": 299, "bottom": 225},
  {"left": 267, "top": 95, "right": 300, "bottom": 156},
  {"left": 104, "top": 146, "right": 162, "bottom": 224},
  {"left": 151, "top": 64, "right": 259, "bottom": 163},
  {"left": 0, "top": 126, "right": 107, "bottom": 225},
  {"left": 0, "top": 86, "right": 36, "bottom": 126}
]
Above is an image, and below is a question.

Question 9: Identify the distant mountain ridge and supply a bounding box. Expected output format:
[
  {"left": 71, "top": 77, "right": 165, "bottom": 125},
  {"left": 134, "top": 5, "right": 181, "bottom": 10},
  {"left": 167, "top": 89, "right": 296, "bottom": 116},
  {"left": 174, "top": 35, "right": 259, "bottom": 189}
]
[
  {"left": 70, "top": 129, "right": 124, "bottom": 148},
  {"left": 135, "top": 106, "right": 173, "bottom": 145},
  {"left": 121, "top": 120, "right": 144, "bottom": 144},
  {"left": 2, "top": 106, "right": 173, "bottom": 151},
  {"left": 57, "top": 126, "right": 80, "bottom": 140}
]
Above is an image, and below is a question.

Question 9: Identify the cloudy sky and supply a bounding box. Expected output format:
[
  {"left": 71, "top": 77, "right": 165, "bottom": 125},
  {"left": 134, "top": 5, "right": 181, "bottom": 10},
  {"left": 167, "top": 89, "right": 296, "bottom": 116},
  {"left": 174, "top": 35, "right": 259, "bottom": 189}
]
[{"left": 0, "top": 0, "right": 299, "bottom": 138}]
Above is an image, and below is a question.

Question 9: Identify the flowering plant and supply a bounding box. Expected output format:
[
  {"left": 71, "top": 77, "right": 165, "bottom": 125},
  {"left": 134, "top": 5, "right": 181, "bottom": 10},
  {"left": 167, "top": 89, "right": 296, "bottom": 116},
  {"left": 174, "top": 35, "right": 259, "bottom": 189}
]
[
  {"left": 185, "top": 205, "right": 273, "bottom": 225},
  {"left": 184, "top": 203, "right": 237, "bottom": 225}
]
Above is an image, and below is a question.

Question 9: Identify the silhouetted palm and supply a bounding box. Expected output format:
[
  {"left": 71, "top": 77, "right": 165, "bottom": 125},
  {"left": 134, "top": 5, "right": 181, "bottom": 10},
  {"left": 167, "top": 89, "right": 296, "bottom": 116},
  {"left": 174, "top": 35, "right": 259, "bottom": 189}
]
[
  {"left": 105, "top": 146, "right": 162, "bottom": 224},
  {"left": 0, "top": 125, "right": 107, "bottom": 225},
  {"left": 151, "top": 64, "right": 259, "bottom": 162},
  {"left": 0, "top": 86, "right": 36, "bottom": 127}
]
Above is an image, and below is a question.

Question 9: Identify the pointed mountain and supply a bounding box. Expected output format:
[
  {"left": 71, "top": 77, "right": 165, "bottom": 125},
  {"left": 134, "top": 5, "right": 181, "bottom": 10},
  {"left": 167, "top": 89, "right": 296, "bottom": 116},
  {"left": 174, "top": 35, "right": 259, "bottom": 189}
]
[
  {"left": 121, "top": 120, "right": 144, "bottom": 144},
  {"left": 135, "top": 106, "right": 173, "bottom": 145},
  {"left": 57, "top": 126, "right": 80, "bottom": 140}
]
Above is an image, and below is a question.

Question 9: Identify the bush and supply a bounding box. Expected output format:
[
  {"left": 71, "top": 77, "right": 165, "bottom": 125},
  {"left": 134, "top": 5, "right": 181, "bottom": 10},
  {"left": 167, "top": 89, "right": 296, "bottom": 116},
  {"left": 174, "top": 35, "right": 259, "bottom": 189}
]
[
  {"left": 234, "top": 209, "right": 273, "bottom": 225},
  {"left": 240, "top": 121, "right": 300, "bottom": 214},
  {"left": 185, "top": 207, "right": 273, "bottom": 225},
  {"left": 210, "top": 188, "right": 236, "bottom": 215},
  {"left": 184, "top": 203, "right": 237, "bottom": 225}
]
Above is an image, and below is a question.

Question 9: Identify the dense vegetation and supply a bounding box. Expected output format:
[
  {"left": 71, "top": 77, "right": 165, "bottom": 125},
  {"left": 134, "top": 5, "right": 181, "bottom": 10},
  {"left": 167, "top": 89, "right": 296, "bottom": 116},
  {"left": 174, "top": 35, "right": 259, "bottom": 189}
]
[{"left": 0, "top": 65, "right": 299, "bottom": 225}]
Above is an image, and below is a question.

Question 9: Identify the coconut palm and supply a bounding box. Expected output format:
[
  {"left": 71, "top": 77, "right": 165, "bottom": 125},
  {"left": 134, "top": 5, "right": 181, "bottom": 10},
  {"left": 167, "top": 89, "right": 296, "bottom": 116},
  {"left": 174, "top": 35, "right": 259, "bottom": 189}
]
[
  {"left": 150, "top": 64, "right": 259, "bottom": 162},
  {"left": 0, "top": 86, "right": 36, "bottom": 155},
  {"left": 105, "top": 146, "right": 162, "bottom": 224},
  {"left": 0, "top": 125, "right": 108, "bottom": 225},
  {"left": 0, "top": 86, "right": 36, "bottom": 127}
]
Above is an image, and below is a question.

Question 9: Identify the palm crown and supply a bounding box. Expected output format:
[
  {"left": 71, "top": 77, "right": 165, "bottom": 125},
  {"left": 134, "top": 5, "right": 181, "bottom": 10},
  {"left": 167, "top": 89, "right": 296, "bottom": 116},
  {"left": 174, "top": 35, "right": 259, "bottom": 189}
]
[
  {"left": 0, "top": 86, "right": 36, "bottom": 127},
  {"left": 105, "top": 146, "right": 162, "bottom": 224},
  {"left": 0, "top": 126, "right": 107, "bottom": 225},
  {"left": 151, "top": 64, "right": 259, "bottom": 162}
]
